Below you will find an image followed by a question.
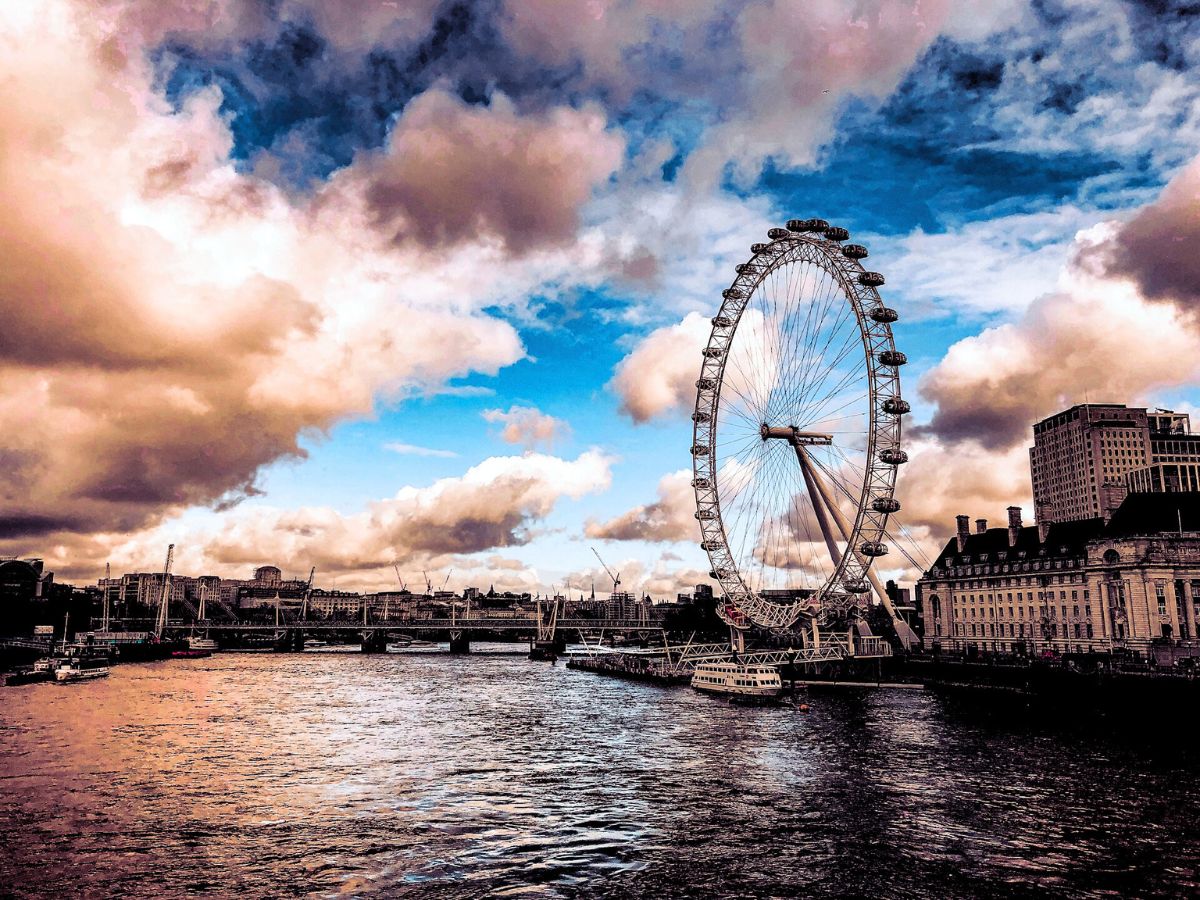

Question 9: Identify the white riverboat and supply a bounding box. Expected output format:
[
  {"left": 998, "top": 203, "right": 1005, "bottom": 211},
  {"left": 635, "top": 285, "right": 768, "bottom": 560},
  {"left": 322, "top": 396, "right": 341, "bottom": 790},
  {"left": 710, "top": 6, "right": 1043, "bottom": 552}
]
[
  {"left": 187, "top": 636, "right": 218, "bottom": 652},
  {"left": 386, "top": 639, "right": 441, "bottom": 653},
  {"left": 54, "top": 656, "right": 110, "bottom": 683},
  {"left": 691, "top": 662, "right": 783, "bottom": 701}
]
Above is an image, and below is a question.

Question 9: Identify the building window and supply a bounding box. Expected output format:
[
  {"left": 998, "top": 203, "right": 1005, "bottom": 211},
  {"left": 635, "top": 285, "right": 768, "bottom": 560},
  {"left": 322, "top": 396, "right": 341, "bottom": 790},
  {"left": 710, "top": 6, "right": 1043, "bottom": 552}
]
[{"left": 1157, "top": 583, "right": 1168, "bottom": 616}]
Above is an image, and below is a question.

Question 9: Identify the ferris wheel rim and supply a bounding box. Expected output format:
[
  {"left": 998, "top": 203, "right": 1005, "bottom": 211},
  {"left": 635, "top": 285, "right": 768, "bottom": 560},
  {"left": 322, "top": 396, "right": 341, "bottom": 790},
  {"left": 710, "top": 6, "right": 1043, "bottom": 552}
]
[{"left": 691, "top": 220, "right": 907, "bottom": 631}]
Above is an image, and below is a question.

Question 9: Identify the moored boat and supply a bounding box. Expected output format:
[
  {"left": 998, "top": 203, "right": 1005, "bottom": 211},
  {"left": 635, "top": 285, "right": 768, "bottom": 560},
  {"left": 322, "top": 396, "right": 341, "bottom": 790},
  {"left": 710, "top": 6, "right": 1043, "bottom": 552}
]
[
  {"left": 691, "top": 662, "right": 783, "bottom": 701},
  {"left": 54, "top": 654, "right": 110, "bottom": 683},
  {"left": 386, "top": 639, "right": 441, "bottom": 653}
]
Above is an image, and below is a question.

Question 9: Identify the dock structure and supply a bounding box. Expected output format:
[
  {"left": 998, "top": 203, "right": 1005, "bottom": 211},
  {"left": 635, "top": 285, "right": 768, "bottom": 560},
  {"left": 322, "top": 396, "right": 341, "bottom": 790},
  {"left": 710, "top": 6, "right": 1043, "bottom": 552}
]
[{"left": 564, "top": 630, "right": 895, "bottom": 685}]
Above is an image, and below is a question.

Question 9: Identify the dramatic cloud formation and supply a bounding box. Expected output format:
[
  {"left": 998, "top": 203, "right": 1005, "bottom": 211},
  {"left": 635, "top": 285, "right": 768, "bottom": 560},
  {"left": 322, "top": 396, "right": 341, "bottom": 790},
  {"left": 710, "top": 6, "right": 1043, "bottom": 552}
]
[
  {"left": 47, "top": 451, "right": 612, "bottom": 584},
  {"left": 0, "top": 3, "right": 629, "bottom": 545},
  {"left": 335, "top": 89, "right": 624, "bottom": 253},
  {"left": 481, "top": 406, "right": 571, "bottom": 449},
  {"left": 586, "top": 470, "right": 695, "bottom": 542},
  {"left": 1107, "top": 154, "right": 1200, "bottom": 315},
  {"left": 503, "top": 0, "right": 1021, "bottom": 182},
  {"left": 93, "top": 0, "right": 443, "bottom": 54},
  {"left": 610, "top": 312, "right": 709, "bottom": 422},
  {"left": 919, "top": 218, "right": 1200, "bottom": 448},
  {"left": 3, "top": 0, "right": 1196, "bottom": 599}
]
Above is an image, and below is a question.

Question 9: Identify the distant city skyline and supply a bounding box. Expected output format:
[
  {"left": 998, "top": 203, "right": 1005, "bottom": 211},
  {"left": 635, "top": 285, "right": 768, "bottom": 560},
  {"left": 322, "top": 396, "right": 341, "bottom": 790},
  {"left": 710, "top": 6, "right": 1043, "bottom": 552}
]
[{"left": 2, "top": 1, "right": 1199, "bottom": 600}]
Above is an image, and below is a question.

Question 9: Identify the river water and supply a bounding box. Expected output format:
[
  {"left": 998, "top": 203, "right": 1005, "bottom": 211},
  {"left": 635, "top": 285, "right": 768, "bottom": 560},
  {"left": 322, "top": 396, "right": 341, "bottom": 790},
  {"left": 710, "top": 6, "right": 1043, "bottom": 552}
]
[{"left": 1, "top": 647, "right": 1196, "bottom": 898}]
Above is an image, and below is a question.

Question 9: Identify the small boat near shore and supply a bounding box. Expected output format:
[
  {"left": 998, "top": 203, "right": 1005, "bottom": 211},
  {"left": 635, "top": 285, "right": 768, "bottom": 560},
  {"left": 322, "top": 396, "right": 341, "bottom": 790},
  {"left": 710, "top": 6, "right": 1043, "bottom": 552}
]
[
  {"left": 386, "top": 640, "right": 439, "bottom": 653},
  {"left": 691, "top": 662, "right": 783, "bottom": 702},
  {"left": 304, "top": 642, "right": 361, "bottom": 653},
  {"left": 54, "top": 654, "right": 110, "bottom": 683}
]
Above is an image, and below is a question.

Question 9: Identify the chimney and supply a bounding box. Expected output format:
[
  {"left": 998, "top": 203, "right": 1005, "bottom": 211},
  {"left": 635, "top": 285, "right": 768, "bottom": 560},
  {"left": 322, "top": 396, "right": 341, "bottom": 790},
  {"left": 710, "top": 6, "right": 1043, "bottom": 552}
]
[
  {"left": 975, "top": 518, "right": 987, "bottom": 534},
  {"left": 1007, "top": 506, "right": 1022, "bottom": 548},
  {"left": 955, "top": 515, "right": 970, "bottom": 552}
]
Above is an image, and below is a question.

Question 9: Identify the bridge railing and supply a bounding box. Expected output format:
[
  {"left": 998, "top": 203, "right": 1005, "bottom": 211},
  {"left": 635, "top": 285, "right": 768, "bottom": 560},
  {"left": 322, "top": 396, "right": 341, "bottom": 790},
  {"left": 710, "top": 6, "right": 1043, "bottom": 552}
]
[{"left": 176, "top": 617, "right": 663, "bottom": 632}]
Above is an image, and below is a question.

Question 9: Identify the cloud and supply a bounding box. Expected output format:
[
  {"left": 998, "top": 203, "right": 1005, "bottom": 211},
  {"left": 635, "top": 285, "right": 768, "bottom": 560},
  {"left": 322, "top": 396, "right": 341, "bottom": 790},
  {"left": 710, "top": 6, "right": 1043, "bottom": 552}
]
[
  {"left": 203, "top": 450, "right": 612, "bottom": 571},
  {"left": 1105, "top": 154, "right": 1200, "bottom": 316},
  {"left": 586, "top": 469, "right": 695, "bottom": 542},
  {"left": 36, "top": 450, "right": 613, "bottom": 585},
  {"left": 1, "top": 4, "right": 654, "bottom": 543},
  {"left": 481, "top": 405, "right": 571, "bottom": 449},
  {"left": 918, "top": 220, "right": 1200, "bottom": 449},
  {"left": 384, "top": 442, "right": 459, "bottom": 459},
  {"left": 90, "top": 0, "right": 444, "bottom": 55},
  {"left": 332, "top": 88, "right": 625, "bottom": 254},
  {"left": 501, "top": 0, "right": 1022, "bottom": 184},
  {"left": 610, "top": 312, "right": 709, "bottom": 422},
  {"left": 876, "top": 205, "right": 1107, "bottom": 319},
  {"left": 564, "top": 553, "right": 713, "bottom": 600},
  {"left": 894, "top": 437, "right": 1032, "bottom": 535}
]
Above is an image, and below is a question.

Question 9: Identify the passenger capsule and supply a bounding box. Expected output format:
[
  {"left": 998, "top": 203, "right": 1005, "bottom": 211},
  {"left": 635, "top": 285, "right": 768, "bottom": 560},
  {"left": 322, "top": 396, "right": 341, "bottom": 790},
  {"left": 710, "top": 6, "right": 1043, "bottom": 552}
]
[
  {"left": 722, "top": 287, "right": 744, "bottom": 300},
  {"left": 844, "top": 579, "right": 870, "bottom": 594},
  {"left": 702, "top": 347, "right": 725, "bottom": 358},
  {"left": 842, "top": 244, "right": 869, "bottom": 259},
  {"left": 872, "top": 497, "right": 902, "bottom": 514},
  {"left": 701, "top": 540, "right": 723, "bottom": 551},
  {"left": 691, "top": 444, "right": 709, "bottom": 456},
  {"left": 879, "top": 448, "right": 909, "bottom": 465},
  {"left": 824, "top": 226, "right": 849, "bottom": 242},
  {"left": 696, "top": 378, "right": 715, "bottom": 390},
  {"left": 858, "top": 272, "right": 885, "bottom": 287},
  {"left": 785, "top": 219, "right": 807, "bottom": 232},
  {"left": 859, "top": 541, "right": 889, "bottom": 557},
  {"left": 870, "top": 307, "right": 899, "bottom": 323},
  {"left": 808, "top": 218, "right": 829, "bottom": 233},
  {"left": 709, "top": 569, "right": 731, "bottom": 580},
  {"left": 692, "top": 477, "right": 711, "bottom": 489},
  {"left": 734, "top": 263, "right": 747, "bottom": 274},
  {"left": 878, "top": 350, "right": 907, "bottom": 367},
  {"left": 711, "top": 316, "right": 733, "bottom": 327},
  {"left": 695, "top": 509, "right": 716, "bottom": 520},
  {"left": 767, "top": 227, "right": 791, "bottom": 240},
  {"left": 751, "top": 242, "right": 768, "bottom": 253},
  {"left": 882, "top": 397, "right": 911, "bottom": 415},
  {"left": 691, "top": 411, "right": 710, "bottom": 423}
]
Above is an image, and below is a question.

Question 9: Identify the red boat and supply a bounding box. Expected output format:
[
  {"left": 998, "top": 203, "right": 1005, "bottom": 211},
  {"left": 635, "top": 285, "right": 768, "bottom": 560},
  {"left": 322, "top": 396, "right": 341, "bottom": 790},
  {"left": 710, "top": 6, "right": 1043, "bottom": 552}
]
[{"left": 170, "top": 648, "right": 211, "bottom": 659}]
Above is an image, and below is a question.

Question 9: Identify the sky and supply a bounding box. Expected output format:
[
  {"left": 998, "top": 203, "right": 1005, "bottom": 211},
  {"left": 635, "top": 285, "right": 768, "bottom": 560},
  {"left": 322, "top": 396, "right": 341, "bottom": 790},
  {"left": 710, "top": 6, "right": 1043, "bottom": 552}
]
[{"left": 2, "top": 0, "right": 1199, "bottom": 598}]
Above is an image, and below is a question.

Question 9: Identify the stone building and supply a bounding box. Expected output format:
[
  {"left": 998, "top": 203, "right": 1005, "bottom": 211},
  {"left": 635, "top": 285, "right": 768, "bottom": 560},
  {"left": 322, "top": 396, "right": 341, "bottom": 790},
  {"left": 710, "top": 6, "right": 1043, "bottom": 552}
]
[
  {"left": 917, "top": 495, "right": 1200, "bottom": 656},
  {"left": 1030, "top": 403, "right": 1200, "bottom": 525}
]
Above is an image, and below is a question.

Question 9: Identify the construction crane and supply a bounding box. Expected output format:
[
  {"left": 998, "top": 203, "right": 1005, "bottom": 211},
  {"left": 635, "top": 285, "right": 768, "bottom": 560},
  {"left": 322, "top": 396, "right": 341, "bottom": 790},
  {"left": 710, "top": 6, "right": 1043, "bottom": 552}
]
[
  {"left": 154, "top": 543, "right": 175, "bottom": 638},
  {"left": 441, "top": 569, "right": 453, "bottom": 592},
  {"left": 591, "top": 547, "right": 621, "bottom": 595},
  {"left": 301, "top": 567, "right": 316, "bottom": 620},
  {"left": 393, "top": 564, "right": 407, "bottom": 592},
  {"left": 422, "top": 570, "right": 432, "bottom": 596}
]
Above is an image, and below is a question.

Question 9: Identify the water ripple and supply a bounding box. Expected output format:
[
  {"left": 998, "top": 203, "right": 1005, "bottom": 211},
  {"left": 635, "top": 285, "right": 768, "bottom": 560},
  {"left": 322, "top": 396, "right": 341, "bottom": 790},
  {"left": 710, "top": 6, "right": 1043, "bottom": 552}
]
[{"left": 1, "top": 650, "right": 1198, "bottom": 897}]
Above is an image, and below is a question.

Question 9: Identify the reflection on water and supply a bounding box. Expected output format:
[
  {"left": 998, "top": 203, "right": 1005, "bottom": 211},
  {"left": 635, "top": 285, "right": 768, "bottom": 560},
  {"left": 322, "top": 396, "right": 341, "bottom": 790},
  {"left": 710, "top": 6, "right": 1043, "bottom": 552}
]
[{"left": 1, "top": 648, "right": 1197, "bottom": 898}]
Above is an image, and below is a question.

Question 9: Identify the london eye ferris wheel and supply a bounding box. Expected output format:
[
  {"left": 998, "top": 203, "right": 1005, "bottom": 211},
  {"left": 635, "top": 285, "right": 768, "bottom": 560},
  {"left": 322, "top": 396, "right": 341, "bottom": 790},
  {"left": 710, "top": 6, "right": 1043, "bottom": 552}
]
[{"left": 691, "top": 218, "right": 910, "bottom": 633}]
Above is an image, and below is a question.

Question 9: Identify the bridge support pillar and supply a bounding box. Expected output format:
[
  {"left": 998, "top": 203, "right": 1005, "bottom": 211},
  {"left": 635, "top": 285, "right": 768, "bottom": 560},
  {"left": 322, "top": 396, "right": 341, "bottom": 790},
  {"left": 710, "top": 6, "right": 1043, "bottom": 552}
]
[
  {"left": 529, "top": 636, "right": 565, "bottom": 661},
  {"left": 449, "top": 631, "right": 470, "bottom": 655},
  {"left": 360, "top": 630, "right": 387, "bottom": 653}
]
